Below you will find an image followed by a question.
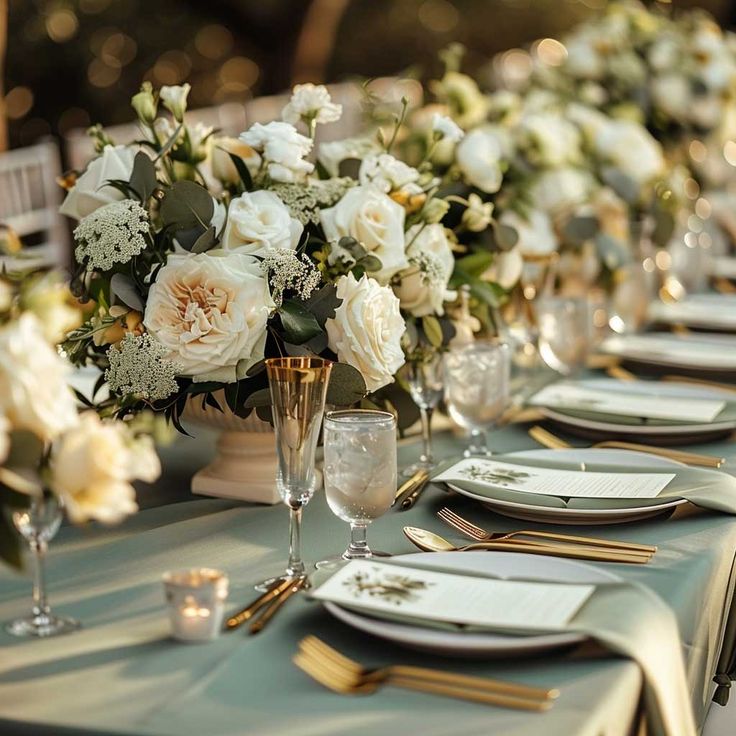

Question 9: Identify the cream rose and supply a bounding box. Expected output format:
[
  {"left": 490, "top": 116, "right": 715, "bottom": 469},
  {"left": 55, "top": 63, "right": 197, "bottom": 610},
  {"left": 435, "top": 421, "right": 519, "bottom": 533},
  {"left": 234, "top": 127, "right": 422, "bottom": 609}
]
[
  {"left": 500, "top": 209, "right": 558, "bottom": 257},
  {"left": 221, "top": 190, "right": 303, "bottom": 255},
  {"left": 320, "top": 185, "right": 408, "bottom": 284},
  {"left": 326, "top": 273, "right": 406, "bottom": 392},
  {"left": 59, "top": 145, "right": 138, "bottom": 221},
  {"left": 530, "top": 168, "right": 594, "bottom": 216},
  {"left": 144, "top": 252, "right": 272, "bottom": 383},
  {"left": 49, "top": 412, "right": 160, "bottom": 524},
  {"left": 0, "top": 314, "right": 79, "bottom": 442},
  {"left": 456, "top": 126, "right": 509, "bottom": 194},
  {"left": 210, "top": 136, "right": 261, "bottom": 186},
  {"left": 594, "top": 120, "right": 665, "bottom": 186},
  {"left": 394, "top": 225, "right": 455, "bottom": 317},
  {"left": 519, "top": 113, "right": 582, "bottom": 168}
]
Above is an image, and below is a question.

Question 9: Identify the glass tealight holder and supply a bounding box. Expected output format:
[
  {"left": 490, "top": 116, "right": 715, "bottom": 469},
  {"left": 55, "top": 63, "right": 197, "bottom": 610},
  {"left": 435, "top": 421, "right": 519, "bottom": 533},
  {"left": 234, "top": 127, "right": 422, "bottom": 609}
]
[{"left": 163, "top": 568, "right": 229, "bottom": 643}]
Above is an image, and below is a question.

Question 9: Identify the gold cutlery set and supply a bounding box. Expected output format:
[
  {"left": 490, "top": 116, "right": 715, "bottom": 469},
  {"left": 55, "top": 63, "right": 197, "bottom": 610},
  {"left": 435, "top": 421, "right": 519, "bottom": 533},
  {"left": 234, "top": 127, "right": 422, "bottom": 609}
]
[
  {"left": 394, "top": 469, "right": 430, "bottom": 509},
  {"left": 294, "top": 635, "right": 558, "bottom": 711},
  {"left": 225, "top": 576, "right": 306, "bottom": 635}
]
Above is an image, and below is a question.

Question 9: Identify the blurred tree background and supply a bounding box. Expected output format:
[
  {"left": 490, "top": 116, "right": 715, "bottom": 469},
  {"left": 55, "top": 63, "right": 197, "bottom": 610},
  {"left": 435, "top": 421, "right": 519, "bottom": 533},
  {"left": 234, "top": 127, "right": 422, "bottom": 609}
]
[{"left": 2, "top": 0, "right": 733, "bottom": 157}]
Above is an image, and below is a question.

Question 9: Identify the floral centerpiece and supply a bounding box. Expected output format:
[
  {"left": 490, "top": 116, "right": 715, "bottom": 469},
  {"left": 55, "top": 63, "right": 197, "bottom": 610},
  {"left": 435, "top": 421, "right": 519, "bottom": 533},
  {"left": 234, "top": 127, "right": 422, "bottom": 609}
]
[{"left": 60, "top": 81, "right": 474, "bottom": 435}]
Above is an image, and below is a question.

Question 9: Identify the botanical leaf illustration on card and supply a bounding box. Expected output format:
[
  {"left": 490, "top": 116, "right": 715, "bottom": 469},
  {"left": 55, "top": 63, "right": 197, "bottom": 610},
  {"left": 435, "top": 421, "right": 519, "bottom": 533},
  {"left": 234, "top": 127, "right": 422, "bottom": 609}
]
[
  {"left": 459, "top": 464, "right": 533, "bottom": 487},
  {"left": 343, "top": 567, "right": 431, "bottom": 605}
]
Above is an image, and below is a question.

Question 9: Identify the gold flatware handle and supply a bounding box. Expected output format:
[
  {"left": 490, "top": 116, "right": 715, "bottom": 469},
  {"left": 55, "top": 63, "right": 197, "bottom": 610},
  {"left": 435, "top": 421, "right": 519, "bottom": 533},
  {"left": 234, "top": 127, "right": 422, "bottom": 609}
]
[
  {"left": 463, "top": 540, "right": 651, "bottom": 564},
  {"left": 250, "top": 577, "right": 305, "bottom": 634},
  {"left": 389, "top": 676, "right": 552, "bottom": 711},
  {"left": 389, "top": 664, "right": 557, "bottom": 700},
  {"left": 606, "top": 365, "right": 637, "bottom": 382},
  {"left": 225, "top": 577, "right": 293, "bottom": 630},
  {"left": 528, "top": 425, "right": 572, "bottom": 450},
  {"left": 394, "top": 470, "right": 429, "bottom": 504},
  {"left": 593, "top": 440, "right": 724, "bottom": 468},
  {"left": 400, "top": 479, "right": 430, "bottom": 510},
  {"left": 507, "top": 530, "right": 656, "bottom": 555}
]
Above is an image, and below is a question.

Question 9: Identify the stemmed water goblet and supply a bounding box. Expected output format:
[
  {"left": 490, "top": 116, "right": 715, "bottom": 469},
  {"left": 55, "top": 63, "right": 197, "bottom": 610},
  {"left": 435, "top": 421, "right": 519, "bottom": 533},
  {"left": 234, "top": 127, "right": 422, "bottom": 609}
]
[
  {"left": 400, "top": 350, "right": 443, "bottom": 476},
  {"left": 535, "top": 296, "right": 591, "bottom": 376},
  {"left": 5, "top": 493, "right": 80, "bottom": 637},
  {"left": 257, "top": 356, "right": 332, "bottom": 590},
  {"left": 444, "top": 341, "right": 510, "bottom": 457},
  {"left": 317, "top": 409, "right": 397, "bottom": 569}
]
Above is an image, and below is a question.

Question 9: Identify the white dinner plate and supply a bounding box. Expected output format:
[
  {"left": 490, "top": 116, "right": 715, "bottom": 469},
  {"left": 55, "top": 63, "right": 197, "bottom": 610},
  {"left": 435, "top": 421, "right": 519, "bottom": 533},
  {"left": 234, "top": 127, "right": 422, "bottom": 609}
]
[
  {"left": 600, "top": 332, "right": 736, "bottom": 374},
  {"left": 649, "top": 294, "right": 736, "bottom": 331},
  {"left": 537, "top": 377, "right": 736, "bottom": 442},
  {"left": 323, "top": 551, "right": 620, "bottom": 658},
  {"left": 446, "top": 447, "right": 687, "bottom": 524}
]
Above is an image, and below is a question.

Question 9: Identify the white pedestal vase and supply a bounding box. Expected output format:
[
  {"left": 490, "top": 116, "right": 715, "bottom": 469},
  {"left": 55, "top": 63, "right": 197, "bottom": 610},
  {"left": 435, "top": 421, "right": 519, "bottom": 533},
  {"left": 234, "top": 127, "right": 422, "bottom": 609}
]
[{"left": 184, "top": 399, "right": 280, "bottom": 505}]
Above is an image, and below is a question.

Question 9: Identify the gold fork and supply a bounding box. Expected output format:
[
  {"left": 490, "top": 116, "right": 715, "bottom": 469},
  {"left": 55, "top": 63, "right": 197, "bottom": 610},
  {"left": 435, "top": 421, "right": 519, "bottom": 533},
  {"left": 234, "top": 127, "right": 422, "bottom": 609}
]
[
  {"left": 529, "top": 425, "right": 725, "bottom": 468},
  {"left": 436, "top": 507, "right": 656, "bottom": 555},
  {"left": 294, "top": 636, "right": 556, "bottom": 711}
]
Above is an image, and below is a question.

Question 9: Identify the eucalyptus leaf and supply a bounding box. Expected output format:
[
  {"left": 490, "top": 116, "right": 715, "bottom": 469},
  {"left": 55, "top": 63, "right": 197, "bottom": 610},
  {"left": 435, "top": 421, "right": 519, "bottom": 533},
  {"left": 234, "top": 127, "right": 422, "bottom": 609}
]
[
  {"left": 255, "top": 404, "right": 273, "bottom": 423},
  {"left": 359, "top": 254, "right": 383, "bottom": 273},
  {"left": 421, "top": 315, "right": 443, "bottom": 348},
  {"left": 339, "top": 236, "right": 366, "bottom": 260},
  {"left": 303, "top": 283, "right": 342, "bottom": 325},
  {"left": 128, "top": 152, "right": 157, "bottom": 203},
  {"left": 279, "top": 300, "right": 323, "bottom": 344},
  {"left": 563, "top": 215, "right": 599, "bottom": 245},
  {"left": 601, "top": 167, "right": 640, "bottom": 205},
  {"left": 337, "top": 158, "right": 362, "bottom": 180},
  {"left": 191, "top": 226, "right": 218, "bottom": 253},
  {"left": 243, "top": 388, "right": 272, "bottom": 408},
  {"left": 326, "top": 362, "right": 367, "bottom": 405},
  {"left": 110, "top": 273, "right": 145, "bottom": 311},
  {"left": 160, "top": 181, "right": 214, "bottom": 231},
  {"left": 492, "top": 222, "right": 519, "bottom": 251},
  {"left": 595, "top": 232, "right": 629, "bottom": 271},
  {"left": 455, "top": 251, "right": 493, "bottom": 278}
]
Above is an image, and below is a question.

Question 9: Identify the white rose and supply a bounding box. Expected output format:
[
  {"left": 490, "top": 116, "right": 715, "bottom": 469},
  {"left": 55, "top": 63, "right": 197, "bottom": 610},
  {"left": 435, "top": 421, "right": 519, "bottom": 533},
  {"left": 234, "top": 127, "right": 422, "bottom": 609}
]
[
  {"left": 21, "top": 272, "right": 81, "bottom": 343},
  {"left": 486, "top": 245, "right": 523, "bottom": 290},
  {"left": 456, "top": 126, "right": 510, "bottom": 194},
  {"left": 59, "top": 145, "right": 138, "bottom": 221},
  {"left": 0, "top": 314, "right": 79, "bottom": 442},
  {"left": 160, "top": 83, "right": 190, "bottom": 121},
  {"left": 144, "top": 252, "right": 272, "bottom": 383},
  {"left": 594, "top": 119, "right": 665, "bottom": 186},
  {"left": 519, "top": 113, "right": 582, "bottom": 167},
  {"left": 320, "top": 185, "right": 408, "bottom": 284},
  {"left": 565, "top": 37, "right": 605, "bottom": 80},
  {"left": 394, "top": 224, "right": 455, "bottom": 317},
  {"left": 326, "top": 273, "right": 405, "bottom": 392},
  {"left": 432, "top": 113, "right": 464, "bottom": 143},
  {"left": 567, "top": 103, "right": 610, "bottom": 141},
  {"left": 240, "top": 121, "right": 314, "bottom": 183},
  {"left": 499, "top": 209, "right": 558, "bottom": 256},
  {"left": 358, "top": 153, "right": 421, "bottom": 195},
  {"left": 651, "top": 76, "right": 691, "bottom": 123},
  {"left": 221, "top": 190, "right": 303, "bottom": 255},
  {"left": 281, "top": 83, "right": 342, "bottom": 126},
  {"left": 210, "top": 136, "right": 261, "bottom": 185},
  {"left": 648, "top": 37, "right": 680, "bottom": 72},
  {"left": 530, "top": 168, "right": 594, "bottom": 216},
  {"left": 318, "top": 136, "right": 380, "bottom": 177},
  {"left": 690, "top": 96, "right": 723, "bottom": 130},
  {"left": 49, "top": 412, "right": 160, "bottom": 525}
]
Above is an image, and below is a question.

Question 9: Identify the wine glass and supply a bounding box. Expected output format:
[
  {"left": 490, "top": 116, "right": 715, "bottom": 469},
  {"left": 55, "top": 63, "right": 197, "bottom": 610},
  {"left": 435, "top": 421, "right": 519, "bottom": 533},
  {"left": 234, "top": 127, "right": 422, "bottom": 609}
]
[
  {"left": 536, "top": 296, "right": 591, "bottom": 376},
  {"left": 318, "top": 410, "right": 397, "bottom": 568},
  {"left": 5, "top": 494, "right": 80, "bottom": 637},
  {"left": 444, "top": 341, "right": 510, "bottom": 457},
  {"left": 258, "top": 356, "right": 332, "bottom": 590},
  {"left": 400, "top": 351, "right": 443, "bottom": 476}
]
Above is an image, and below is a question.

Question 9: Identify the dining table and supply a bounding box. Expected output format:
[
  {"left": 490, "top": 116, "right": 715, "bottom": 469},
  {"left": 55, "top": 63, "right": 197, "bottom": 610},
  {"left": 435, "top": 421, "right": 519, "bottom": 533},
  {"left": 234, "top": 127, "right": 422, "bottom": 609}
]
[{"left": 1, "top": 403, "right": 736, "bottom": 736}]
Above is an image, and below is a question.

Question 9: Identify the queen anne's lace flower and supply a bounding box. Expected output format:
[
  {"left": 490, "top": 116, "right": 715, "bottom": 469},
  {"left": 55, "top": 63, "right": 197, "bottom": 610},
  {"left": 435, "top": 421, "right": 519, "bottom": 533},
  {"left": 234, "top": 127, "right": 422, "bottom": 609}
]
[
  {"left": 105, "top": 333, "right": 182, "bottom": 402},
  {"left": 269, "top": 178, "right": 355, "bottom": 224},
  {"left": 74, "top": 199, "right": 150, "bottom": 272},
  {"left": 260, "top": 249, "right": 322, "bottom": 307}
]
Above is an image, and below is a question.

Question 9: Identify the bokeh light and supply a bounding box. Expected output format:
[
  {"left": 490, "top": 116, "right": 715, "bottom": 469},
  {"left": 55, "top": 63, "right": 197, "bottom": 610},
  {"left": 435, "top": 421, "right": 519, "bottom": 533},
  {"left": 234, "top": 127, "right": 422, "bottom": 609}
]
[
  {"left": 417, "top": 0, "right": 460, "bottom": 34},
  {"left": 5, "top": 87, "right": 34, "bottom": 119}
]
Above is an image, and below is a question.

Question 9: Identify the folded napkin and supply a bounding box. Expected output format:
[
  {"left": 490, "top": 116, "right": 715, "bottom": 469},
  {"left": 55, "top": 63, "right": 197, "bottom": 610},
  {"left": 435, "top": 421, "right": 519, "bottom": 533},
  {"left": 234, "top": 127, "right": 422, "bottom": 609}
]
[
  {"left": 321, "top": 561, "right": 696, "bottom": 736},
  {"left": 431, "top": 454, "right": 736, "bottom": 513}
]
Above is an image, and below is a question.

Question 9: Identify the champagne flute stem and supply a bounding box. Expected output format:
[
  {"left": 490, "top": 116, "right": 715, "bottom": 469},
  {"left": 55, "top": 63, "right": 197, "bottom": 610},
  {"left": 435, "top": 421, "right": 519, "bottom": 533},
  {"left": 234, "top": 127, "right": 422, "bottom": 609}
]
[
  {"left": 31, "top": 538, "right": 50, "bottom": 618},
  {"left": 286, "top": 505, "right": 305, "bottom": 577},
  {"left": 419, "top": 406, "right": 434, "bottom": 465},
  {"left": 467, "top": 429, "right": 490, "bottom": 457},
  {"left": 346, "top": 523, "right": 370, "bottom": 559}
]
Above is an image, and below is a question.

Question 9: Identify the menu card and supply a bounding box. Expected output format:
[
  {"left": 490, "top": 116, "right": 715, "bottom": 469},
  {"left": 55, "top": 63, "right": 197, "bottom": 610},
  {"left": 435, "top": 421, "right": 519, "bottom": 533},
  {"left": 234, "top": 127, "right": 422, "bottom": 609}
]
[
  {"left": 312, "top": 560, "right": 594, "bottom": 630},
  {"left": 434, "top": 458, "right": 675, "bottom": 499},
  {"left": 601, "top": 333, "right": 736, "bottom": 369},
  {"left": 529, "top": 382, "right": 726, "bottom": 423}
]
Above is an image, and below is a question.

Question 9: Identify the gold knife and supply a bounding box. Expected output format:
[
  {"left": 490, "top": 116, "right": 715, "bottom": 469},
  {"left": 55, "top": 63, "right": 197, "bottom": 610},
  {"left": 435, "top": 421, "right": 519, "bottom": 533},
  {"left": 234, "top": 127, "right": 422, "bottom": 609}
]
[
  {"left": 400, "top": 477, "right": 431, "bottom": 510},
  {"left": 249, "top": 576, "right": 306, "bottom": 634},
  {"left": 393, "top": 469, "right": 430, "bottom": 505},
  {"left": 225, "top": 577, "right": 293, "bottom": 631}
]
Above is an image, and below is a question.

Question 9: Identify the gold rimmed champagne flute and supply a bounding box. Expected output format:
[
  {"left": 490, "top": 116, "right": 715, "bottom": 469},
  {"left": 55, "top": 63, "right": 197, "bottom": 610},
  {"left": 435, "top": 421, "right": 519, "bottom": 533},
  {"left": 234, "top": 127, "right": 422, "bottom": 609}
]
[{"left": 257, "top": 357, "right": 332, "bottom": 591}]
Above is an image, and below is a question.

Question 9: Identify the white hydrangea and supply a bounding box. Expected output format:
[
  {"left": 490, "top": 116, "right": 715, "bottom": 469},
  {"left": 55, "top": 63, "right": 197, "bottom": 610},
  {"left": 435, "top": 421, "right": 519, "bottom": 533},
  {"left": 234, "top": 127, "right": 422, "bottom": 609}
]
[
  {"left": 432, "top": 113, "right": 464, "bottom": 143},
  {"left": 105, "top": 333, "right": 182, "bottom": 402},
  {"left": 74, "top": 199, "right": 150, "bottom": 272},
  {"left": 281, "top": 83, "right": 342, "bottom": 126},
  {"left": 260, "top": 249, "right": 322, "bottom": 307}
]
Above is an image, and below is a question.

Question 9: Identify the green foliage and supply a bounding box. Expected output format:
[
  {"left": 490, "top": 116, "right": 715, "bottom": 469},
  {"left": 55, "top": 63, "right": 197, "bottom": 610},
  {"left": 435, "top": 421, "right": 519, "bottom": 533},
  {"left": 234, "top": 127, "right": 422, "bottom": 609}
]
[
  {"left": 326, "top": 362, "right": 368, "bottom": 405},
  {"left": 159, "top": 181, "right": 215, "bottom": 231}
]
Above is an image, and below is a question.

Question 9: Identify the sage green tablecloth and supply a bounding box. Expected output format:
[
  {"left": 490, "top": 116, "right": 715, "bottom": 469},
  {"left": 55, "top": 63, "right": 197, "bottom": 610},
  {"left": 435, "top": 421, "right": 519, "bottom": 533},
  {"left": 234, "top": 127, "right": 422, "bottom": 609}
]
[{"left": 1, "top": 423, "right": 736, "bottom": 736}]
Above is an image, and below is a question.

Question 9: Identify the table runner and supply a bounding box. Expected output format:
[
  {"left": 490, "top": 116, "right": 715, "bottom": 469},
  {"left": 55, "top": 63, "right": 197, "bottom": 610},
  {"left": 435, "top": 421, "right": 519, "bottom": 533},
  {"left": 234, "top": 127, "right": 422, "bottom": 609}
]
[{"left": 0, "top": 424, "right": 735, "bottom": 736}]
